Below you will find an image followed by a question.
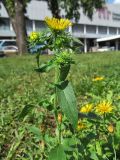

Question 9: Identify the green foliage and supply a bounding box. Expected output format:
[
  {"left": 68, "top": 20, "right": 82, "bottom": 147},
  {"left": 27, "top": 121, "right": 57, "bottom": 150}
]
[
  {"left": 115, "top": 121, "right": 120, "bottom": 141},
  {"left": 49, "top": 145, "right": 66, "bottom": 160},
  {"left": 5, "top": 0, "right": 15, "bottom": 16},
  {"left": 1, "top": 52, "right": 120, "bottom": 159},
  {"left": 57, "top": 81, "right": 78, "bottom": 128},
  {"left": 3, "top": 0, "right": 30, "bottom": 17},
  {"left": 27, "top": 125, "right": 42, "bottom": 141},
  {"left": 19, "top": 104, "right": 35, "bottom": 120},
  {"left": 45, "top": 0, "right": 105, "bottom": 21}
]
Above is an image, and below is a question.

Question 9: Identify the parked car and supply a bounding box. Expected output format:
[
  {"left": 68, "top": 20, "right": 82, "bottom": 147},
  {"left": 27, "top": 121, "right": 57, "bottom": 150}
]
[
  {"left": 97, "top": 46, "right": 115, "bottom": 52},
  {"left": 3, "top": 46, "right": 18, "bottom": 56},
  {"left": 0, "top": 40, "right": 18, "bottom": 55}
]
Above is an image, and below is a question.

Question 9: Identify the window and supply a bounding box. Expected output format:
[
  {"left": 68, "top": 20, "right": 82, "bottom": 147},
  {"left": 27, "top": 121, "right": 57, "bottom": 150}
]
[
  {"left": 73, "top": 24, "right": 84, "bottom": 33},
  {"left": 98, "top": 26, "right": 107, "bottom": 34},
  {"left": 0, "top": 18, "right": 10, "bottom": 30},
  {"left": 35, "top": 21, "right": 46, "bottom": 31},
  {"left": 2, "top": 41, "right": 16, "bottom": 46},
  {"left": 86, "top": 25, "right": 96, "bottom": 34},
  {"left": 109, "top": 27, "right": 117, "bottom": 35}
]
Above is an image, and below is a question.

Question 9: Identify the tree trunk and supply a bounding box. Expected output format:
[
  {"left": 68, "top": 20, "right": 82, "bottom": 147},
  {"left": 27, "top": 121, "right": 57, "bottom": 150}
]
[
  {"left": 14, "top": 0, "right": 28, "bottom": 55},
  {"left": 1, "top": 0, "right": 28, "bottom": 55}
]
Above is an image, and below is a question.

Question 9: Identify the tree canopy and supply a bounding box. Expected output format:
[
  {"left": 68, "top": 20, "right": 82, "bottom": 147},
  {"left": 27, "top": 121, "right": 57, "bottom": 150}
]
[{"left": 43, "top": 0, "right": 105, "bottom": 21}]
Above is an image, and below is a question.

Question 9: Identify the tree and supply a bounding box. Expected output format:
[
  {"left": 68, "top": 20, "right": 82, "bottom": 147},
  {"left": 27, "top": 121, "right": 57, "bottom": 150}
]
[
  {"left": 45, "top": 0, "right": 105, "bottom": 21},
  {"left": 0, "top": 0, "right": 105, "bottom": 54},
  {"left": 0, "top": 0, "right": 29, "bottom": 54}
]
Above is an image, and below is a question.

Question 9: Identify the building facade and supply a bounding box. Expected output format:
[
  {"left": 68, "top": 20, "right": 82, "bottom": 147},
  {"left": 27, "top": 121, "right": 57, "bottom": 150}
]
[{"left": 1, "top": 1, "right": 120, "bottom": 52}]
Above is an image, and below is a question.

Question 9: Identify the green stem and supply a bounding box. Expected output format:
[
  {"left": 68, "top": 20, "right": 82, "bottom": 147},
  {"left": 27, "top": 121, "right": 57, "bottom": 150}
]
[
  {"left": 76, "top": 141, "right": 79, "bottom": 159},
  {"left": 54, "top": 66, "right": 62, "bottom": 144},
  {"left": 103, "top": 113, "right": 106, "bottom": 130},
  {"left": 112, "top": 135, "right": 117, "bottom": 160},
  {"left": 54, "top": 66, "right": 58, "bottom": 119},
  {"left": 58, "top": 123, "right": 62, "bottom": 144}
]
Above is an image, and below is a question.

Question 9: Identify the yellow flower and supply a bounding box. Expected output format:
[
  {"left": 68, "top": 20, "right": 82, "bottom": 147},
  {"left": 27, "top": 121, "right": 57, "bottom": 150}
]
[
  {"left": 92, "top": 76, "right": 104, "bottom": 82},
  {"left": 58, "top": 113, "right": 62, "bottom": 123},
  {"left": 80, "top": 104, "right": 93, "bottom": 113},
  {"left": 29, "top": 32, "right": 39, "bottom": 41},
  {"left": 96, "top": 101, "right": 113, "bottom": 115},
  {"left": 107, "top": 124, "right": 114, "bottom": 133},
  {"left": 77, "top": 120, "right": 86, "bottom": 131},
  {"left": 45, "top": 17, "right": 72, "bottom": 30}
]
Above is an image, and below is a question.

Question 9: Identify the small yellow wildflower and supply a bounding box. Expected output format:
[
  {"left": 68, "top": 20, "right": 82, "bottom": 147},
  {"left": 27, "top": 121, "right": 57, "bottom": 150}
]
[
  {"left": 96, "top": 101, "right": 113, "bottom": 115},
  {"left": 45, "top": 17, "right": 72, "bottom": 30},
  {"left": 77, "top": 120, "right": 86, "bottom": 131},
  {"left": 80, "top": 104, "right": 93, "bottom": 113},
  {"left": 58, "top": 113, "right": 62, "bottom": 123},
  {"left": 29, "top": 32, "right": 39, "bottom": 41},
  {"left": 107, "top": 124, "right": 114, "bottom": 133},
  {"left": 92, "top": 76, "right": 104, "bottom": 82}
]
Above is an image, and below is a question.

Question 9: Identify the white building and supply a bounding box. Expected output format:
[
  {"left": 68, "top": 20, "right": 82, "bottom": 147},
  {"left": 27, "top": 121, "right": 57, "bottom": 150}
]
[{"left": 1, "top": 1, "right": 120, "bottom": 52}]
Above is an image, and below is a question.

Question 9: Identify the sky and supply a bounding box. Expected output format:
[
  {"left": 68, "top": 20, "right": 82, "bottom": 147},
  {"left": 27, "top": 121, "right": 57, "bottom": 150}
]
[{"left": 107, "top": 0, "right": 120, "bottom": 3}]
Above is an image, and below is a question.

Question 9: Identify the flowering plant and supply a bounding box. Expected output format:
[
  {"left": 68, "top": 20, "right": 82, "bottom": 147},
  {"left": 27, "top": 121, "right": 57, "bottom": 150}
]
[{"left": 26, "top": 17, "right": 120, "bottom": 160}]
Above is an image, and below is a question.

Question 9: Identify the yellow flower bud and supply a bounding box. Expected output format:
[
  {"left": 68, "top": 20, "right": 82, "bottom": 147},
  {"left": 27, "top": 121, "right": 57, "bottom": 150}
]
[
  {"left": 108, "top": 124, "right": 114, "bottom": 133},
  {"left": 58, "top": 113, "right": 62, "bottom": 123}
]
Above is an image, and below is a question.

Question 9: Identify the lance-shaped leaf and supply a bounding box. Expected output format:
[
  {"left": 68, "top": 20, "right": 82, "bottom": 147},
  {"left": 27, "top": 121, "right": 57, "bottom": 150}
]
[
  {"left": 19, "top": 104, "right": 35, "bottom": 120},
  {"left": 35, "top": 61, "right": 55, "bottom": 73},
  {"left": 49, "top": 144, "right": 66, "bottom": 160},
  {"left": 59, "top": 64, "right": 70, "bottom": 81},
  {"left": 57, "top": 81, "right": 78, "bottom": 128}
]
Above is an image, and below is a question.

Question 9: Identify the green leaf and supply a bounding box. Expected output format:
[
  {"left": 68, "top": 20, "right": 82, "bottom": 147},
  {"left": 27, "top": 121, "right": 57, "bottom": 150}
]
[
  {"left": 57, "top": 81, "right": 78, "bottom": 128},
  {"left": 90, "top": 152, "right": 99, "bottom": 160},
  {"left": 63, "top": 138, "right": 76, "bottom": 151},
  {"left": 35, "top": 63, "right": 49, "bottom": 73},
  {"left": 39, "top": 99, "right": 53, "bottom": 111},
  {"left": 115, "top": 121, "right": 120, "bottom": 141},
  {"left": 19, "top": 104, "right": 34, "bottom": 120},
  {"left": 72, "top": 37, "right": 83, "bottom": 45},
  {"left": 49, "top": 144, "right": 66, "bottom": 160},
  {"left": 59, "top": 64, "right": 70, "bottom": 81},
  {"left": 6, "top": 130, "right": 25, "bottom": 160},
  {"left": 27, "top": 126, "right": 42, "bottom": 141},
  {"left": 106, "top": 90, "right": 113, "bottom": 102},
  {"left": 35, "top": 61, "right": 54, "bottom": 73},
  {"left": 95, "top": 141, "right": 102, "bottom": 156}
]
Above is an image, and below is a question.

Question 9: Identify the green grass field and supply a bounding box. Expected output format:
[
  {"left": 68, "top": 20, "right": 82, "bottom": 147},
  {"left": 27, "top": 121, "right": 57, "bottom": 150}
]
[
  {"left": 1, "top": 52, "right": 120, "bottom": 100},
  {"left": 0, "top": 51, "right": 120, "bottom": 159}
]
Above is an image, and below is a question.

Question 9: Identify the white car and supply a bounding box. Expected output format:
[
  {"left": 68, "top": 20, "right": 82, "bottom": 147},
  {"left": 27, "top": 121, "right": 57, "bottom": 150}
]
[
  {"left": 0, "top": 40, "right": 18, "bottom": 55},
  {"left": 3, "top": 46, "right": 18, "bottom": 55},
  {"left": 97, "top": 46, "right": 115, "bottom": 52}
]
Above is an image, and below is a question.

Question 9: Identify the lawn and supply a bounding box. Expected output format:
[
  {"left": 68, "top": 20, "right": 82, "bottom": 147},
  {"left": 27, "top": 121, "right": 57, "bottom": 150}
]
[{"left": 0, "top": 52, "right": 120, "bottom": 159}]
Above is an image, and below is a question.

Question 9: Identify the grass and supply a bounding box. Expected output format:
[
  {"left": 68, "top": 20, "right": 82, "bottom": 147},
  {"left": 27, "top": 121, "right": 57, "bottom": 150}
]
[
  {"left": 0, "top": 51, "right": 120, "bottom": 159},
  {"left": 1, "top": 51, "right": 120, "bottom": 93}
]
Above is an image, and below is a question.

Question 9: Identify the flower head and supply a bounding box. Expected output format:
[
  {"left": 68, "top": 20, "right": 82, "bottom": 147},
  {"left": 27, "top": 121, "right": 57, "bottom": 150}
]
[
  {"left": 77, "top": 120, "right": 86, "bottom": 131},
  {"left": 107, "top": 124, "right": 114, "bottom": 133},
  {"left": 29, "top": 32, "right": 39, "bottom": 41},
  {"left": 54, "top": 51, "right": 73, "bottom": 65},
  {"left": 58, "top": 113, "right": 62, "bottom": 123},
  {"left": 92, "top": 76, "right": 104, "bottom": 82},
  {"left": 96, "top": 101, "right": 113, "bottom": 115},
  {"left": 45, "top": 17, "right": 72, "bottom": 31},
  {"left": 80, "top": 104, "right": 93, "bottom": 113}
]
